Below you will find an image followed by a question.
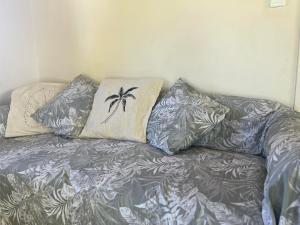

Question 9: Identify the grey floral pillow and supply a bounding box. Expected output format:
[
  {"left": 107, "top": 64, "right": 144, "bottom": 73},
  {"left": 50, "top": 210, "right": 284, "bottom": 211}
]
[
  {"left": 32, "top": 75, "right": 98, "bottom": 137},
  {"left": 147, "top": 79, "right": 230, "bottom": 155},
  {"left": 0, "top": 105, "right": 9, "bottom": 137},
  {"left": 194, "top": 95, "right": 282, "bottom": 155}
]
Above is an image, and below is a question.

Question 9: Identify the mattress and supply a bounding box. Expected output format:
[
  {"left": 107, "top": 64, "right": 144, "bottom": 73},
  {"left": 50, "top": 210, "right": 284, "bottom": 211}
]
[{"left": 0, "top": 134, "right": 266, "bottom": 225}]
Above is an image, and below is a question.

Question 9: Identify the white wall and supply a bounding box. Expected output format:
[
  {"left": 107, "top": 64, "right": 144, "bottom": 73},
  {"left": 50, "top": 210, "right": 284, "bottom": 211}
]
[
  {"left": 295, "top": 43, "right": 300, "bottom": 111},
  {"left": 31, "top": 0, "right": 82, "bottom": 83},
  {"left": 34, "top": 0, "right": 300, "bottom": 107},
  {"left": 1, "top": 1, "right": 300, "bottom": 107},
  {"left": 0, "top": 0, "right": 38, "bottom": 104}
]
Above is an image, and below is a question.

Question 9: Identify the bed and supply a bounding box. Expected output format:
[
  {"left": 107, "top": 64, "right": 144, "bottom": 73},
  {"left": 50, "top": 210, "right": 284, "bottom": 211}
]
[{"left": 1, "top": 76, "right": 300, "bottom": 225}]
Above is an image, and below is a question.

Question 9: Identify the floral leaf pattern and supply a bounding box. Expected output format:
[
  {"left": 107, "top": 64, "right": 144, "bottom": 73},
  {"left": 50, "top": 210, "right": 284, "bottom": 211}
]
[
  {"left": 42, "top": 183, "right": 75, "bottom": 224},
  {"left": 32, "top": 75, "right": 98, "bottom": 137},
  {"left": 261, "top": 108, "right": 300, "bottom": 225},
  {"left": 195, "top": 95, "right": 282, "bottom": 155},
  {"left": 0, "top": 134, "right": 266, "bottom": 224},
  {"left": 0, "top": 105, "right": 9, "bottom": 137},
  {"left": 147, "top": 79, "right": 229, "bottom": 155}
]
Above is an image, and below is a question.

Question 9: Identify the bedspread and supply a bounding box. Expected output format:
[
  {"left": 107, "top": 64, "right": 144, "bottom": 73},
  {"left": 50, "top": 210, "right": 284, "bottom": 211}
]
[
  {"left": 0, "top": 134, "right": 266, "bottom": 225},
  {"left": 262, "top": 109, "right": 300, "bottom": 225}
]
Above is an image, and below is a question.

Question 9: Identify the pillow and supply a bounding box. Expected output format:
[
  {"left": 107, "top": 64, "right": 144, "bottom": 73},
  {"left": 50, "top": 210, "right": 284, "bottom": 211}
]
[
  {"left": 80, "top": 78, "right": 163, "bottom": 143},
  {"left": 147, "top": 79, "right": 230, "bottom": 155},
  {"left": 194, "top": 94, "right": 282, "bottom": 155},
  {"left": 5, "top": 83, "right": 65, "bottom": 137},
  {"left": 32, "top": 75, "right": 98, "bottom": 137},
  {"left": 0, "top": 105, "right": 9, "bottom": 137}
]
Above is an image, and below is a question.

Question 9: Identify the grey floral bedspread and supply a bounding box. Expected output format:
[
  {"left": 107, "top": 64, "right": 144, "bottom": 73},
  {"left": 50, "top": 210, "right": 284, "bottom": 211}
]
[
  {"left": 0, "top": 134, "right": 266, "bottom": 225},
  {"left": 262, "top": 108, "right": 300, "bottom": 225}
]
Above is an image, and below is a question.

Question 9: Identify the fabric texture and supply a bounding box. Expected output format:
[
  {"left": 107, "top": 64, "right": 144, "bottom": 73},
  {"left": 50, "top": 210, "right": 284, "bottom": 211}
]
[
  {"left": 261, "top": 108, "right": 300, "bottom": 225},
  {"left": 32, "top": 75, "right": 98, "bottom": 137},
  {"left": 0, "top": 134, "right": 266, "bottom": 225},
  {"left": 195, "top": 95, "right": 282, "bottom": 155},
  {"left": 5, "top": 83, "right": 65, "bottom": 137},
  {"left": 81, "top": 78, "right": 163, "bottom": 143},
  {"left": 147, "top": 79, "right": 229, "bottom": 155},
  {"left": 0, "top": 105, "right": 9, "bottom": 137}
]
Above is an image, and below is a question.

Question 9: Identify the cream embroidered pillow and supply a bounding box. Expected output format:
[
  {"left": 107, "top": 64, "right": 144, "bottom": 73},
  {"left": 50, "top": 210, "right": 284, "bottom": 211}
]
[
  {"left": 80, "top": 78, "right": 163, "bottom": 143},
  {"left": 5, "top": 83, "right": 65, "bottom": 137}
]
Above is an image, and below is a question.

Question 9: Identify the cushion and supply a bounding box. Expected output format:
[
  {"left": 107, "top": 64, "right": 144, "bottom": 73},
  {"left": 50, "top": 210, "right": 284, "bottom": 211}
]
[
  {"left": 194, "top": 95, "right": 282, "bottom": 155},
  {"left": 32, "top": 75, "right": 98, "bottom": 137},
  {"left": 5, "top": 83, "right": 65, "bottom": 137},
  {"left": 147, "top": 79, "right": 230, "bottom": 155},
  {"left": 80, "top": 78, "right": 163, "bottom": 143},
  {"left": 0, "top": 105, "right": 9, "bottom": 137}
]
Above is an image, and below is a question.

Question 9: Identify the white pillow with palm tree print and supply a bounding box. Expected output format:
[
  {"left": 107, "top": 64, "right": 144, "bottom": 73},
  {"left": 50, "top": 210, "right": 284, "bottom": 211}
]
[
  {"left": 80, "top": 78, "right": 163, "bottom": 143},
  {"left": 147, "top": 79, "right": 230, "bottom": 155}
]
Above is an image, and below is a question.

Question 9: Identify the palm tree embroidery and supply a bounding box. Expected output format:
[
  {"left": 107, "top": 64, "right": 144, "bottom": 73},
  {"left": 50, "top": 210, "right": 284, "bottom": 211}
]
[{"left": 101, "top": 86, "right": 138, "bottom": 124}]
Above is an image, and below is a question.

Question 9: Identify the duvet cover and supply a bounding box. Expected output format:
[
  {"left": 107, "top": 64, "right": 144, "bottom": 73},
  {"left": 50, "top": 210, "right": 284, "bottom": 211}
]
[
  {"left": 262, "top": 109, "right": 300, "bottom": 225},
  {"left": 0, "top": 134, "right": 266, "bottom": 225}
]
